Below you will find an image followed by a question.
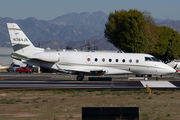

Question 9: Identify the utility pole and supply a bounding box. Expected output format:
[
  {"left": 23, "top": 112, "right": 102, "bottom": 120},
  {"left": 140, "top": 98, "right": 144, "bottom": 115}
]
[
  {"left": 38, "top": 42, "right": 40, "bottom": 48},
  {"left": 92, "top": 42, "right": 96, "bottom": 50},
  {"left": 87, "top": 42, "right": 91, "bottom": 50}
]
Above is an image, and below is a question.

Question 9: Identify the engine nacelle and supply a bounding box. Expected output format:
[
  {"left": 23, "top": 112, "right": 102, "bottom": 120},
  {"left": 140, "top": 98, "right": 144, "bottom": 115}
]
[{"left": 31, "top": 52, "right": 59, "bottom": 62}]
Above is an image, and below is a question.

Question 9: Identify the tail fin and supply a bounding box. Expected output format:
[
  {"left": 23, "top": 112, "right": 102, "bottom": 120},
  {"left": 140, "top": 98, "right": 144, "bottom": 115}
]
[{"left": 7, "top": 23, "right": 44, "bottom": 54}]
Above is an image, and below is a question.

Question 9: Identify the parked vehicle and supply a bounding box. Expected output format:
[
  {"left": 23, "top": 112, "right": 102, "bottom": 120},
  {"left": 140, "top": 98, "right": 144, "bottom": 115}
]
[
  {"left": 176, "top": 69, "right": 180, "bottom": 73},
  {"left": 6, "top": 64, "right": 20, "bottom": 72},
  {"left": 16, "top": 67, "right": 34, "bottom": 73}
]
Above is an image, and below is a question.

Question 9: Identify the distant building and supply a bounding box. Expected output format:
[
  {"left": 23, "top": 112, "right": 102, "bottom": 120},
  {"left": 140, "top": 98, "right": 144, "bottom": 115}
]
[
  {"left": 0, "top": 47, "right": 27, "bottom": 67},
  {"left": 0, "top": 47, "right": 13, "bottom": 66},
  {"left": 0, "top": 47, "right": 56, "bottom": 67}
]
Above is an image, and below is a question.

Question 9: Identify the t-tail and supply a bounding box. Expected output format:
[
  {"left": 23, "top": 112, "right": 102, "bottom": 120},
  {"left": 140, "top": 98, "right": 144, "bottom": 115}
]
[{"left": 7, "top": 23, "right": 44, "bottom": 60}]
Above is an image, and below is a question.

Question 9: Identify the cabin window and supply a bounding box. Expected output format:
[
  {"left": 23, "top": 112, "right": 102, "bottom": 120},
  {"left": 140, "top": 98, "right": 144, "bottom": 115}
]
[
  {"left": 95, "top": 58, "right": 98, "bottom": 62},
  {"left": 122, "top": 59, "right": 125, "bottom": 63},
  {"left": 102, "top": 58, "right": 105, "bottom": 62},
  {"left": 87, "top": 58, "right": 90, "bottom": 62},
  {"left": 145, "top": 57, "right": 152, "bottom": 61},
  {"left": 129, "top": 59, "right": 132, "bottom": 63},
  {"left": 136, "top": 59, "right": 139, "bottom": 63},
  {"left": 115, "top": 59, "right": 119, "bottom": 62},
  {"left": 109, "top": 59, "right": 112, "bottom": 62}
]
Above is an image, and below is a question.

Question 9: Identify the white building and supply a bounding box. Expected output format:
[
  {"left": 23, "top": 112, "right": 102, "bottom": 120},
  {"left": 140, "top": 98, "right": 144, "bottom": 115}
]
[
  {"left": 0, "top": 47, "right": 13, "bottom": 66},
  {"left": 0, "top": 47, "right": 26, "bottom": 67}
]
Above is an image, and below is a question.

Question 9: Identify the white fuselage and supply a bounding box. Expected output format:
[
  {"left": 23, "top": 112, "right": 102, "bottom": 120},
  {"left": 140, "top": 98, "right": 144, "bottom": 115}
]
[{"left": 33, "top": 51, "right": 175, "bottom": 75}]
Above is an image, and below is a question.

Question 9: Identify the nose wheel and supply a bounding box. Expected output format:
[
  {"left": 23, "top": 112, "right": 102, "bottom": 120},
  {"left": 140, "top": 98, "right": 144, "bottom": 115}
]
[{"left": 144, "top": 75, "right": 149, "bottom": 81}]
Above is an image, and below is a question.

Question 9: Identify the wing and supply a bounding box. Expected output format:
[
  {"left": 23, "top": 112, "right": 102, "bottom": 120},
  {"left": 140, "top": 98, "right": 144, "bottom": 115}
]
[
  {"left": 66, "top": 68, "right": 105, "bottom": 74},
  {"left": 61, "top": 67, "right": 132, "bottom": 75}
]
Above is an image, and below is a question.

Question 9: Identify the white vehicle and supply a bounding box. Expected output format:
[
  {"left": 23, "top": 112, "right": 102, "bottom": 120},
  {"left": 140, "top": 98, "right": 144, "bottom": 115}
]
[{"left": 7, "top": 23, "right": 175, "bottom": 81}]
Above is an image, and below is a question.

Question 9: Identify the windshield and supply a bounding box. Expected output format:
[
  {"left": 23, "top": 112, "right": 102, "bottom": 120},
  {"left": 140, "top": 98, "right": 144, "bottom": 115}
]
[
  {"left": 151, "top": 57, "right": 160, "bottom": 62},
  {"left": 145, "top": 57, "right": 160, "bottom": 62},
  {"left": 145, "top": 57, "right": 152, "bottom": 61}
]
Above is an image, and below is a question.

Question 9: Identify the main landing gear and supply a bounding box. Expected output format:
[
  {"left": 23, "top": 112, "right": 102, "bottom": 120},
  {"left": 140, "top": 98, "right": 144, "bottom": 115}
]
[{"left": 76, "top": 74, "right": 84, "bottom": 81}]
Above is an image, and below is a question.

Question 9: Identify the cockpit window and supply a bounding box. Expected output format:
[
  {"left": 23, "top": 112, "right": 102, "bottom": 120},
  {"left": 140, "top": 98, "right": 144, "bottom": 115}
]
[
  {"left": 145, "top": 57, "right": 152, "bottom": 61},
  {"left": 151, "top": 57, "right": 160, "bottom": 62},
  {"left": 145, "top": 57, "right": 160, "bottom": 62}
]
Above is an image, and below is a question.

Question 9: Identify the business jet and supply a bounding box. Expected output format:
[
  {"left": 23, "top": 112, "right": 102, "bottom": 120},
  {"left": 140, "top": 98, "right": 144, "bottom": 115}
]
[{"left": 7, "top": 23, "right": 176, "bottom": 81}]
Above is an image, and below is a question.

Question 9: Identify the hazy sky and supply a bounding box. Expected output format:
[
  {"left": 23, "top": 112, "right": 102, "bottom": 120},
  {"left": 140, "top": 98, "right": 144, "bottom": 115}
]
[{"left": 0, "top": 0, "right": 180, "bottom": 20}]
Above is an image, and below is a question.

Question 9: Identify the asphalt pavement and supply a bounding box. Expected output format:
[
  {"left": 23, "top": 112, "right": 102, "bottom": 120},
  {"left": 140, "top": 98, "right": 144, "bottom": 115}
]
[{"left": 0, "top": 72, "right": 180, "bottom": 90}]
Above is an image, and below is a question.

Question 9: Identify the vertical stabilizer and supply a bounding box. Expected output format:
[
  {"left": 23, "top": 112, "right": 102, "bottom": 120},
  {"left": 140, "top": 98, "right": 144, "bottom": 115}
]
[{"left": 7, "top": 23, "right": 44, "bottom": 55}]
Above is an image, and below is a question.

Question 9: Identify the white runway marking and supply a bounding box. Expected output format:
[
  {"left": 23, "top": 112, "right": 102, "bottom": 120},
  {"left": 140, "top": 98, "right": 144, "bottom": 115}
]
[{"left": 140, "top": 81, "right": 177, "bottom": 88}]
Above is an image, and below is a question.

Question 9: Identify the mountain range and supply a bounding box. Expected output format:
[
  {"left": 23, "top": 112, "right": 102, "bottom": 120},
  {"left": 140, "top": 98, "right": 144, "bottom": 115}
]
[{"left": 0, "top": 11, "right": 180, "bottom": 50}]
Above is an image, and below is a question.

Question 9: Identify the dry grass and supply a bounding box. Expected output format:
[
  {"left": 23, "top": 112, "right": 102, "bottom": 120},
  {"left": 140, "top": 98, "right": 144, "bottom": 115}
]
[{"left": 0, "top": 89, "right": 179, "bottom": 120}]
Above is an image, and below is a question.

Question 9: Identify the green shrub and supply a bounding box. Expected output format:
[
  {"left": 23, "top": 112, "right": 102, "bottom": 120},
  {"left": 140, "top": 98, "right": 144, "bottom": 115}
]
[
  {"left": 148, "top": 97, "right": 152, "bottom": 99},
  {"left": 86, "top": 89, "right": 95, "bottom": 92},
  {"left": 42, "top": 100, "right": 48, "bottom": 102},
  {"left": 0, "top": 98, "right": 16, "bottom": 104},
  {"left": 16, "top": 99, "right": 23, "bottom": 102},
  {"left": 24, "top": 101, "right": 29, "bottom": 104}
]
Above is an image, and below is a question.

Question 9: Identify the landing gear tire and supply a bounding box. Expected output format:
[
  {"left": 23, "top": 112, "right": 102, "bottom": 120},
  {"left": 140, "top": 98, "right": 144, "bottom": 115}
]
[
  {"left": 144, "top": 75, "right": 149, "bottom": 81},
  {"left": 144, "top": 77, "right": 148, "bottom": 81},
  {"left": 77, "top": 76, "right": 83, "bottom": 81}
]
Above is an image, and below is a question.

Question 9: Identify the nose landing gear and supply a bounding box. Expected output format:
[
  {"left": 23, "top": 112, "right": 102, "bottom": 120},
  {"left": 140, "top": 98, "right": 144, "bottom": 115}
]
[{"left": 144, "top": 75, "right": 149, "bottom": 81}]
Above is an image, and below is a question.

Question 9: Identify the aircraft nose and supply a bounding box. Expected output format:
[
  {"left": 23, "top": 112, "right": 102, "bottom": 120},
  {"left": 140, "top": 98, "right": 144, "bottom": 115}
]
[
  {"left": 164, "top": 64, "right": 176, "bottom": 74},
  {"left": 169, "top": 67, "right": 176, "bottom": 73},
  {"left": 157, "top": 62, "right": 176, "bottom": 74}
]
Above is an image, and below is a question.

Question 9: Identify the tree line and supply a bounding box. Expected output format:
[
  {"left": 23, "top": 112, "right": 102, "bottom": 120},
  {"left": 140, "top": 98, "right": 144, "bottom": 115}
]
[{"left": 104, "top": 9, "right": 180, "bottom": 63}]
